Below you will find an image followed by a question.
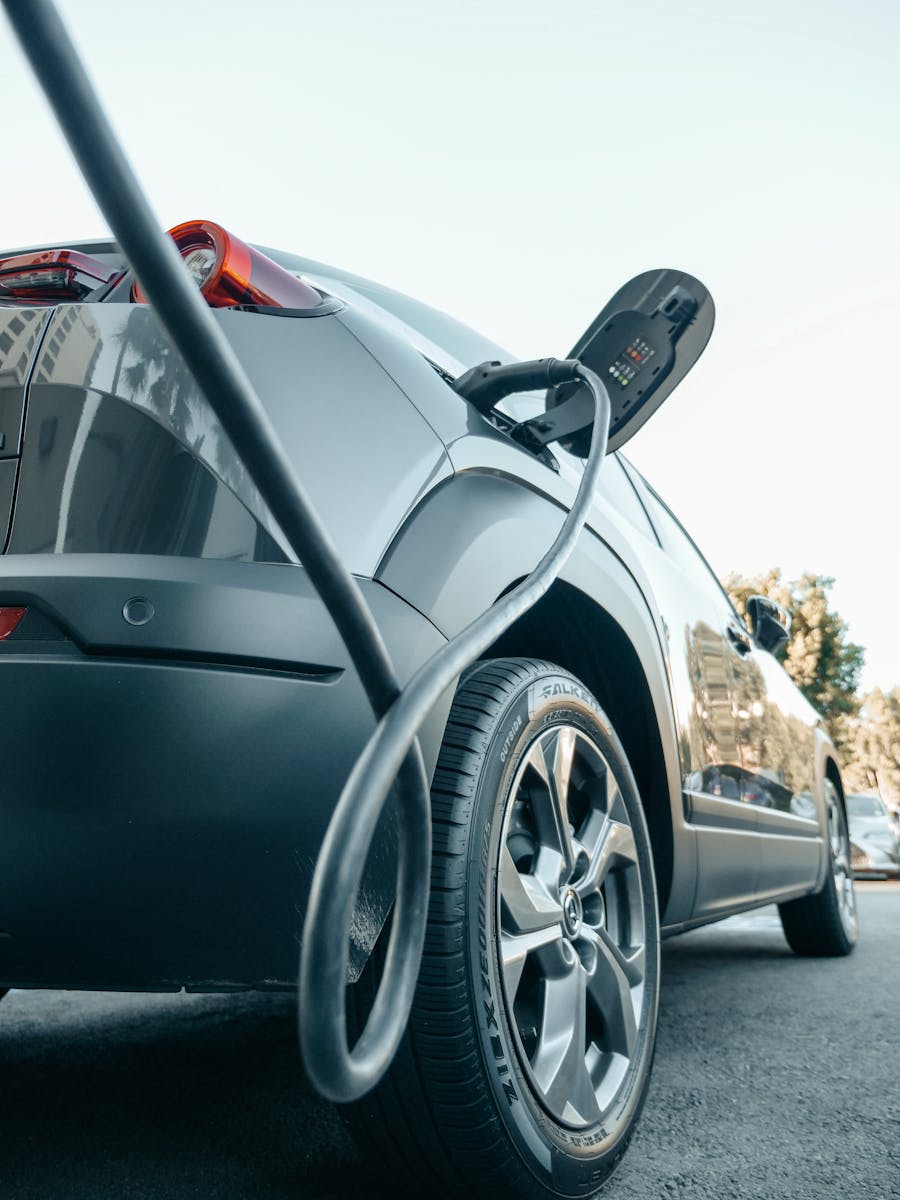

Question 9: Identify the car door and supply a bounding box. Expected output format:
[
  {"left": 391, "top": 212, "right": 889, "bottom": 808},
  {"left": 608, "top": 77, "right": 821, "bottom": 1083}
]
[
  {"left": 729, "top": 636, "right": 822, "bottom": 897},
  {"left": 618, "top": 463, "right": 761, "bottom": 918}
]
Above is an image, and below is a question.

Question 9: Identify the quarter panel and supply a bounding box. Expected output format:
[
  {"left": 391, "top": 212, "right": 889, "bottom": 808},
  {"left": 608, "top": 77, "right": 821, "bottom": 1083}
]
[
  {"left": 25, "top": 304, "right": 451, "bottom": 574},
  {"left": 335, "top": 305, "right": 475, "bottom": 446}
]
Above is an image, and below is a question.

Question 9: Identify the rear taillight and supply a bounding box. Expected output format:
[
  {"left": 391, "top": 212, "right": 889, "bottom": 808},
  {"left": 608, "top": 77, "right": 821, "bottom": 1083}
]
[
  {"left": 0, "top": 249, "right": 115, "bottom": 302},
  {"left": 132, "top": 219, "right": 322, "bottom": 310},
  {"left": 0, "top": 607, "right": 27, "bottom": 640}
]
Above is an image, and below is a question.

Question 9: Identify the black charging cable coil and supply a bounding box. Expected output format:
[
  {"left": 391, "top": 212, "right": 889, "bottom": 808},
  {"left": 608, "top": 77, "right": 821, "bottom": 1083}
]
[{"left": 299, "top": 359, "right": 610, "bottom": 1100}]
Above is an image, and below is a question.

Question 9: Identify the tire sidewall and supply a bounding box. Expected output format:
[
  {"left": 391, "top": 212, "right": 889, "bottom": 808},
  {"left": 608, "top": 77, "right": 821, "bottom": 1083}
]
[
  {"left": 463, "top": 664, "right": 660, "bottom": 1197},
  {"left": 825, "top": 784, "right": 857, "bottom": 950}
]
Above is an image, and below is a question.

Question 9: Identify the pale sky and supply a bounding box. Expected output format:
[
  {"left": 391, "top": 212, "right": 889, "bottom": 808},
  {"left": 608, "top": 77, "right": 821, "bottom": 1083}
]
[{"left": 3, "top": 0, "right": 898, "bottom": 690}]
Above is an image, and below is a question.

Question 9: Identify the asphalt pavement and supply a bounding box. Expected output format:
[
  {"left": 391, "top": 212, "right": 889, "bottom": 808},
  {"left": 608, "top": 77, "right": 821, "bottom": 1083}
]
[{"left": 1, "top": 884, "right": 897, "bottom": 1200}]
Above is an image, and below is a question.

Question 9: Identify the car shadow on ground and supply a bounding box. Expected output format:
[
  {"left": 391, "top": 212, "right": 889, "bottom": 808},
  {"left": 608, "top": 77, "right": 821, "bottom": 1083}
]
[
  {"left": 0, "top": 989, "right": 370, "bottom": 1200},
  {"left": 0, "top": 893, "right": 892, "bottom": 1200},
  {"left": 0, "top": 931, "right": 789, "bottom": 1200},
  {"left": 0, "top": 920, "right": 796, "bottom": 1200}
]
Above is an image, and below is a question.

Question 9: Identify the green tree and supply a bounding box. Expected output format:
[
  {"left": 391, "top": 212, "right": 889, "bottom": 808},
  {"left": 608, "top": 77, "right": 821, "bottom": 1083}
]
[
  {"left": 849, "top": 687, "right": 900, "bottom": 805},
  {"left": 724, "top": 569, "right": 864, "bottom": 754}
]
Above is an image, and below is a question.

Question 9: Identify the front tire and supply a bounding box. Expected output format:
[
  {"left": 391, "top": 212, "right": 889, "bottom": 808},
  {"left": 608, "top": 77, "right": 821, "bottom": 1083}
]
[
  {"left": 346, "top": 658, "right": 660, "bottom": 1200},
  {"left": 779, "top": 777, "right": 857, "bottom": 956}
]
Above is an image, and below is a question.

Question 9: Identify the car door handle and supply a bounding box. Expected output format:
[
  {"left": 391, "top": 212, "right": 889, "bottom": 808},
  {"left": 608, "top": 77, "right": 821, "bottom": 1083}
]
[{"left": 726, "top": 623, "right": 752, "bottom": 655}]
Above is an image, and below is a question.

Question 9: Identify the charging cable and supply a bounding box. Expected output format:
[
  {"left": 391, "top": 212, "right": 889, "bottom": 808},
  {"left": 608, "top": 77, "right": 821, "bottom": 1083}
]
[
  {"left": 4, "top": 0, "right": 611, "bottom": 1108},
  {"left": 300, "top": 359, "right": 609, "bottom": 1100}
]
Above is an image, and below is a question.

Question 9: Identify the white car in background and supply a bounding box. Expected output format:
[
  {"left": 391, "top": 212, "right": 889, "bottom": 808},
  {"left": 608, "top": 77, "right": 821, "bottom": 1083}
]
[{"left": 847, "top": 793, "right": 900, "bottom": 879}]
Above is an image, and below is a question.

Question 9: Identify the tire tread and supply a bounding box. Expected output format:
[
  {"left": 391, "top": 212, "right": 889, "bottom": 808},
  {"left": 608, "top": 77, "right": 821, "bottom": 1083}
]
[{"left": 344, "top": 658, "right": 646, "bottom": 1199}]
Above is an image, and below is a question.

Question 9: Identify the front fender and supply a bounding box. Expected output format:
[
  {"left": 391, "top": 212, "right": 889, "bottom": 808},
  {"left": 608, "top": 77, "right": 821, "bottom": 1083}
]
[{"left": 376, "top": 469, "right": 696, "bottom": 923}]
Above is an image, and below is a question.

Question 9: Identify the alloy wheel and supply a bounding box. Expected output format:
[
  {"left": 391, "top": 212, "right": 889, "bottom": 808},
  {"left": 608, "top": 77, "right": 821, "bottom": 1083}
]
[
  {"left": 497, "top": 724, "right": 647, "bottom": 1129},
  {"left": 826, "top": 780, "right": 857, "bottom": 940}
]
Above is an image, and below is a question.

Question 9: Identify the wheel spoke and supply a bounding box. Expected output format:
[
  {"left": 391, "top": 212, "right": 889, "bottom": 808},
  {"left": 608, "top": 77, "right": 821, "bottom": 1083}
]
[
  {"left": 605, "top": 767, "right": 625, "bottom": 822},
  {"left": 585, "top": 928, "right": 639, "bottom": 1059},
  {"left": 568, "top": 1054, "right": 604, "bottom": 1126},
  {"left": 528, "top": 730, "right": 578, "bottom": 877},
  {"left": 530, "top": 963, "right": 601, "bottom": 1124},
  {"left": 825, "top": 791, "right": 858, "bottom": 937},
  {"left": 499, "top": 845, "right": 563, "bottom": 934},
  {"left": 496, "top": 715, "right": 651, "bottom": 1130},
  {"left": 594, "top": 926, "right": 645, "bottom": 987},
  {"left": 576, "top": 816, "right": 637, "bottom": 897},
  {"left": 829, "top": 813, "right": 843, "bottom": 858},
  {"left": 501, "top": 924, "right": 565, "bottom": 1000}
]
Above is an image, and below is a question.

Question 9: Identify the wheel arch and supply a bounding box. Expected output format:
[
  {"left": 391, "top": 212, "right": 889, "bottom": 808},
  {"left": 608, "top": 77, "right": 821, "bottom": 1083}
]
[
  {"left": 813, "top": 731, "right": 849, "bottom": 890},
  {"left": 376, "top": 470, "right": 694, "bottom": 925},
  {"left": 824, "top": 756, "right": 846, "bottom": 805},
  {"left": 485, "top": 578, "right": 677, "bottom": 916}
]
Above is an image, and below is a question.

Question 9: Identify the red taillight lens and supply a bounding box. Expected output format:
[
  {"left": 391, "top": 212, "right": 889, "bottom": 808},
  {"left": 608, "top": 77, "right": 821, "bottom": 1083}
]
[
  {"left": 0, "top": 607, "right": 27, "bottom": 640},
  {"left": 0, "top": 250, "right": 115, "bottom": 302},
  {"left": 132, "top": 220, "right": 322, "bottom": 310}
]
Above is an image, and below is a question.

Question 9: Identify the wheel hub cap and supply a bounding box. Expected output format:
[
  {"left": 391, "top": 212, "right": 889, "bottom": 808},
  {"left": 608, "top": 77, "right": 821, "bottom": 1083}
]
[{"left": 562, "top": 888, "right": 583, "bottom": 937}]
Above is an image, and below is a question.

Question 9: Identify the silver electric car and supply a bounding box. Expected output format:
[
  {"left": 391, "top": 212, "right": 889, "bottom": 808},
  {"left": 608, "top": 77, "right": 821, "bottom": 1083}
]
[{"left": 0, "top": 224, "right": 857, "bottom": 1200}]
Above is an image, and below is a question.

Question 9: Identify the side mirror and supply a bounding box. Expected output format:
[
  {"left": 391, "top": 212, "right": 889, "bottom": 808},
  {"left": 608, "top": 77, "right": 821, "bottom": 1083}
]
[
  {"left": 746, "top": 594, "right": 791, "bottom": 654},
  {"left": 542, "top": 268, "right": 715, "bottom": 456}
]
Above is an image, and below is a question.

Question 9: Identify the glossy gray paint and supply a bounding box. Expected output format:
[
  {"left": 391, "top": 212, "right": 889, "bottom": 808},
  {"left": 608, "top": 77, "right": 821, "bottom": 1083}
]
[
  {"left": 0, "top": 249, "right": 843, "bottom": 986},
  {"left": 0, "top": 294, "right": 460, "bottom": 988},
  {"left": 10, "top": 383, "right": 286, "bottom": 561},
  {"left": 24, "top": 302, "right": 452, "bottom": 574},
  {"left": 357, "top": 303, "right": 835, "bottom": 930},
  {"left": 374, "top": 465, "right": 695, "bottom": 927}
]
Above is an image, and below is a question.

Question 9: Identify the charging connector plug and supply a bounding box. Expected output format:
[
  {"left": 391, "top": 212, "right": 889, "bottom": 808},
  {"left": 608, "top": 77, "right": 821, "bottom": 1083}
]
[{"left": 453, "top": 357, "right": 582, "bottom": 414}]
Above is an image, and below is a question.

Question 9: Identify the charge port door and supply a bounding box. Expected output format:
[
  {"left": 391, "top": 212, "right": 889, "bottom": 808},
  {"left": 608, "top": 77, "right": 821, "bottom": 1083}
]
[{"left": 542, "top": 268, "right": 715, "bottom": 457}]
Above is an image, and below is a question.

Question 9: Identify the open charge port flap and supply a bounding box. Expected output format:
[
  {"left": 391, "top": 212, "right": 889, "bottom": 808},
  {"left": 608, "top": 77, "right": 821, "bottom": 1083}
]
[{"left": 536, "top": 268, "right": 714, "bottom": 456}]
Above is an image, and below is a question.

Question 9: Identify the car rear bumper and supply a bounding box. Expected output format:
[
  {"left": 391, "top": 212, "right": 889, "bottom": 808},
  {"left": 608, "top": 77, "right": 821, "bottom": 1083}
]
[{"left": 0, "top": 555, "right": 448, "bottom": 991}]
